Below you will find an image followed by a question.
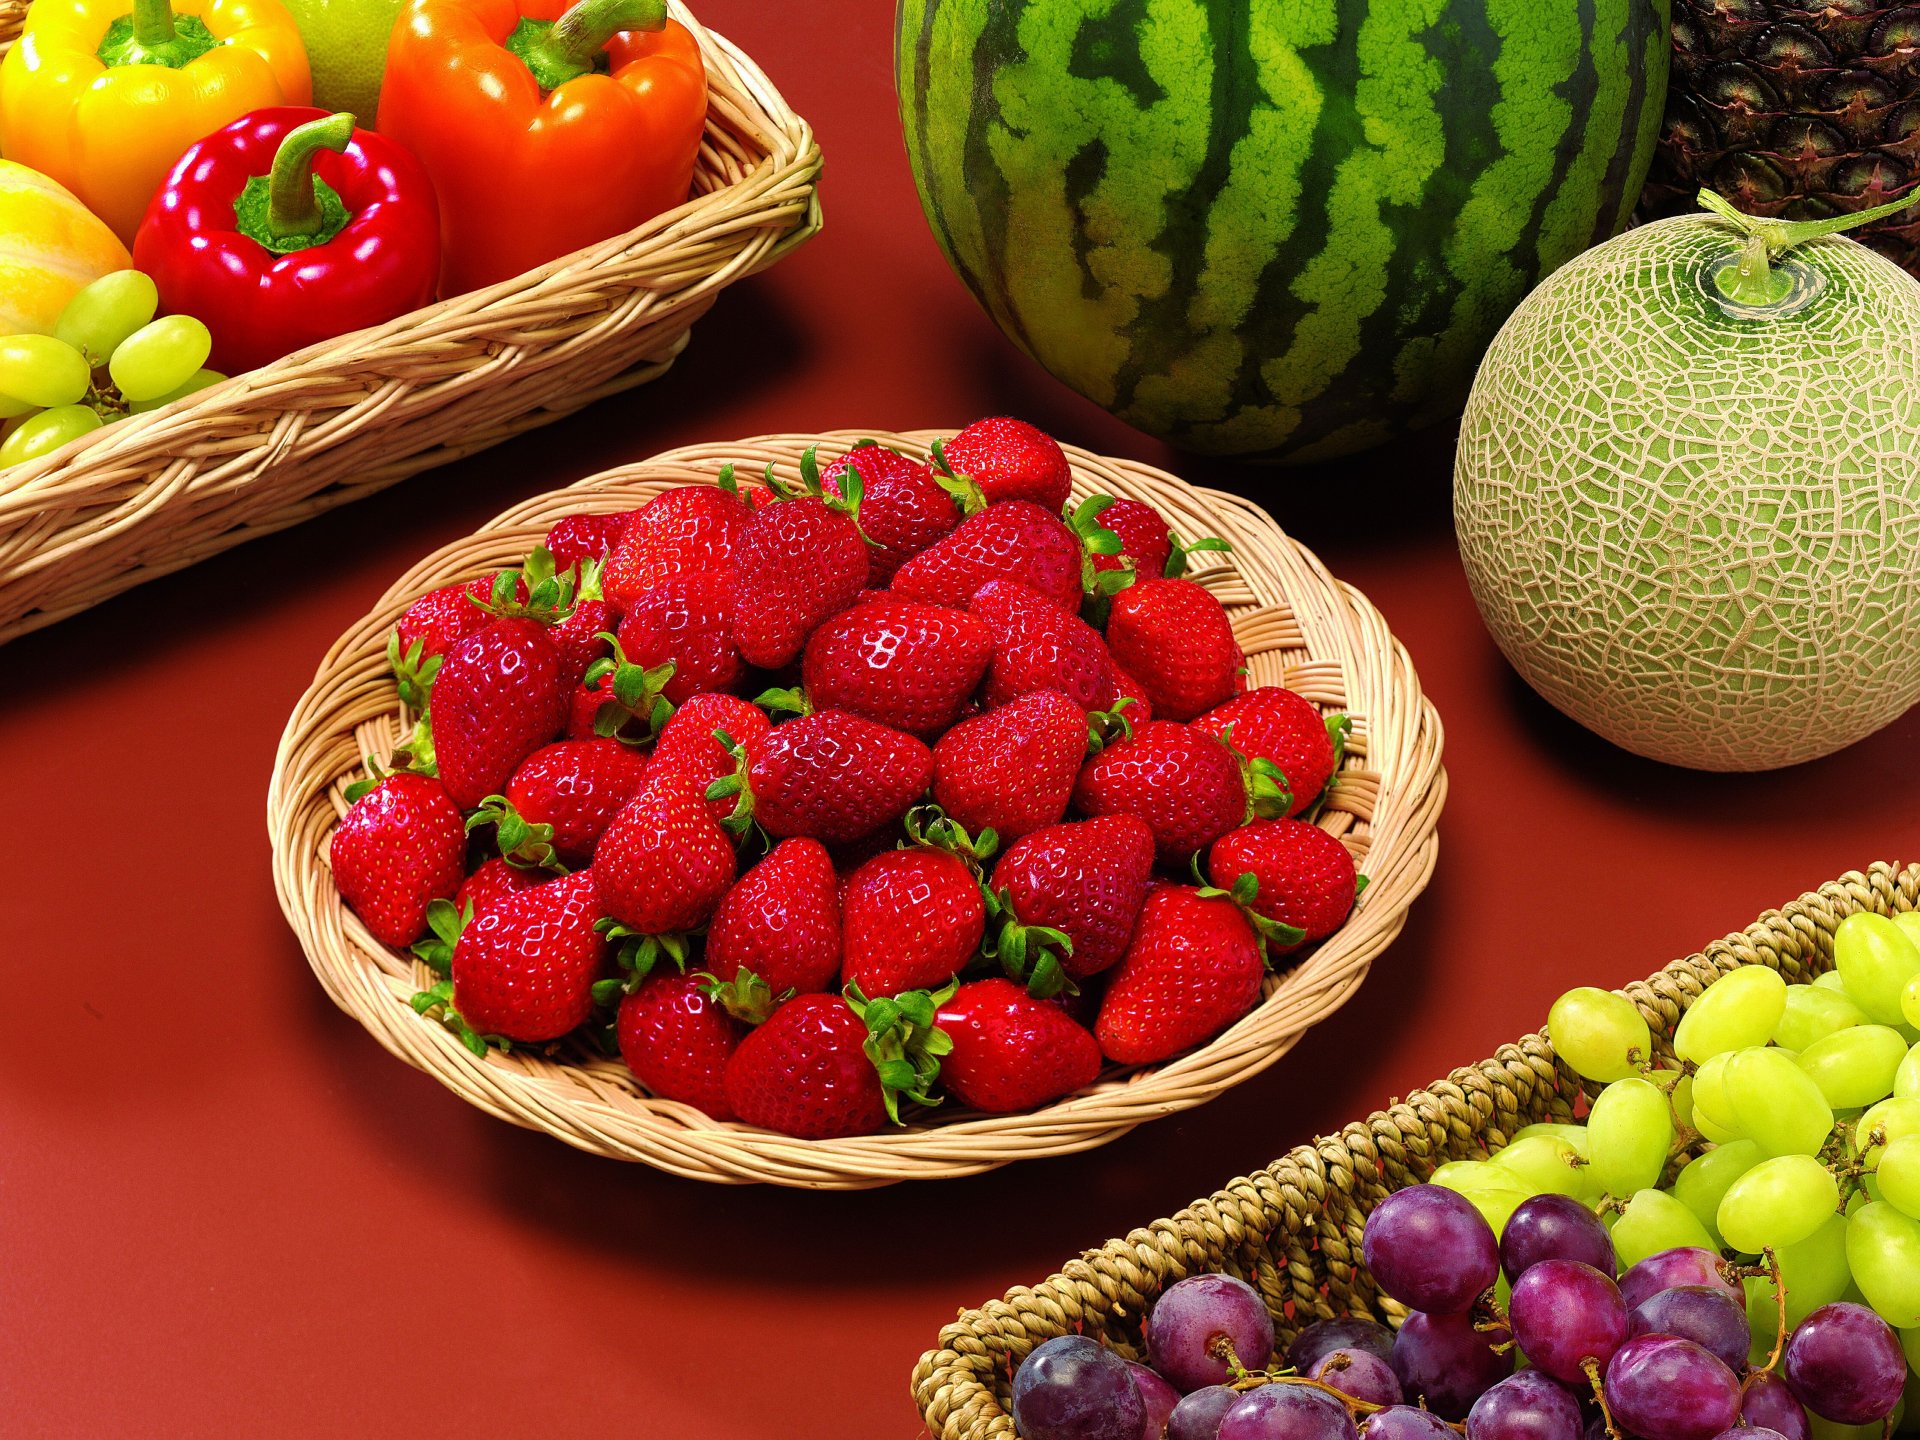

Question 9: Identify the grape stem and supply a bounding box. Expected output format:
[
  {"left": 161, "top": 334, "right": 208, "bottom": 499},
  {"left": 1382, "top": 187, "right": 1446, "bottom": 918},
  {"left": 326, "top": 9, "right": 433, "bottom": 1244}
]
[
  {"left": 1222, "top": 1367, "right": 1468, "bottom": 1434},
  {"left": 1723, "top": 1248, "right": 1789, "bottom": 1371},
  {"left": 1583, "top": 1357, "right": 1622, "bottom": 1440}
]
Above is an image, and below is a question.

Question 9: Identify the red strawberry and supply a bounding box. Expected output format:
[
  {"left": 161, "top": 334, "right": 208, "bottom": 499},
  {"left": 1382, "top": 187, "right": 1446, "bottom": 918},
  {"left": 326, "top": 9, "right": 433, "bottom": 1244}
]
[
  {"left": 651, "top": 692, "right": 774, "bottom": 826},
  {"left": 496, "top": 738, "right": 651, "bottom": 866},
  {"left": 1090, "top": 497, "right": 1173, "bottom": 577},
  {"left": 1105, "top": 578, "right": 1245, "bottom": 722},
  {"left": 455, "top": 855, "right": 548, "bottom": 918},
  {"left": 1071, "top": 720, "right": 1245, "bottom": 864},
  {"left": 969, "top": 578, "right": 1110, "bottom": 709},
  {"left": 939, "top": 417, "right": 1072, "bottom": 510},
  {"left": 330, "top": 772, "right": 466, "bottom": 947},
  {"left": 547, "top": 592, "right": 616, "bottom": 693},
  {"left": 729, "top": 462, "right": 871, "bottom": 668},
  {"left": 466, "top": 546, "right": 612, "bottom": 693},
  {"left": 442, "top": 869, "right": 609, "bottom": 1044},
  {"left": 429, "top": 617, "right": 568, "bottom": 810},
  {"left": 890, "top": 501, "right": 1083, "bottom": 612},
  {"left": 1094, "top": 884, "right": 1265, "bottom": 1065},
  {"left": 616, "top": 971, "right": 744, "bottom": 1120},
  {"left": 1098, "top": 662, "right": 1154, "bottom": 724},
  {"left": 800, "top": 597, "right": 991, "bottom": 737},
  {"left": 593, "top": 769, "right": 737, "bottom": 938},
  {"left": 931, "top": 689, "right": 1087, "bottom": 841},
  {"left": 726, "top": 710, "right": 932, "bottom": 843},
  {"left": 394, "top": 581, "right": 488, "bottom": 664},
  {"left": 704, "top": 837, "right": 842, "bottom": 999},
  {"left": 821, "top": 443, "right": 966, "bottom": 583},
  {"left": 990, "top": 815, "right": 1155, "bottom": 986},
  {"left": 603, "top": 483, "right": 751, "bottom": 608},
  {"left": 1208, "top": 819, "right": 1358, "bottom": 948},
  {"left": 841, "top": 845, "right": 985, "bottom": 998},
  {"left": 935, "top": 977, "right": 1102, "bottom": 1112},
  {"left": 1192, "top": 688, "right": 1338, "bottom": 818},
  {"left": 615, "top": 570, "right": 745, "bottom": 706},
  {"left": 544, "top": 510, "right": 633, "bottom": 576}
]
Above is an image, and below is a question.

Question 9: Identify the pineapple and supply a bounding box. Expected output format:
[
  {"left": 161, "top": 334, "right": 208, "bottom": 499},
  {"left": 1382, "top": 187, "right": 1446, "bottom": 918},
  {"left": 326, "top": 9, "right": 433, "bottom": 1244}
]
[{"left": 1644, "top": 0, "right": 1920, "bottom": 274}]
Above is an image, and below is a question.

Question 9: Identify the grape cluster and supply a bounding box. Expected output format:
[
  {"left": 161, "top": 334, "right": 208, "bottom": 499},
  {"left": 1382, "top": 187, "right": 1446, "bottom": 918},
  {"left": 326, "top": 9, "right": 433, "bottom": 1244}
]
[{"left": 0, "top": 270, "right": 222, "bottom": 473}]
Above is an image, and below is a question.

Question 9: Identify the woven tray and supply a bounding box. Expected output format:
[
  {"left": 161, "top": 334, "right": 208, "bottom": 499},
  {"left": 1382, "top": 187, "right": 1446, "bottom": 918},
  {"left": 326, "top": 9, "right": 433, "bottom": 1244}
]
[
  {"left": 0, "top": 0, "right": 820, "bottom": 646},
  {"left": 267, "top": 430, "right": 1447, "bottom": 1189},
  {"left": 911, "top": 860, "right": 1920, "bottom": 1438}
]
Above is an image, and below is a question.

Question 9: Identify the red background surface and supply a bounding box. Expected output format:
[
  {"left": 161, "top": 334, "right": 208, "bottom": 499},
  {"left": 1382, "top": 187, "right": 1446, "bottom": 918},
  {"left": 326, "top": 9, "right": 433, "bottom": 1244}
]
[{"left": 3, "top": 4, "right": 1918, "bottom": 1434}]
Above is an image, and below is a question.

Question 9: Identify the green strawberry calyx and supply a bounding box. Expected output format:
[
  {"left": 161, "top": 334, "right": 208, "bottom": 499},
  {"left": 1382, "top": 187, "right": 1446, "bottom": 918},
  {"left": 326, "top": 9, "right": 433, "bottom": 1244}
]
[
  {"left": 468, "top": 795, "right": 565, "bottom": 873},
  {"left": 590, "top": 924, "right": 693, "bottom": 1004},
  {"left": 1196, "top": 869, "right": 1307, "bottom": 960},
  {"left": 903, "top": 804, "right": 998, "bottom": 873},
  {"left": 927, "top": 439, "right": 988, "bottom": 516},
  {"left": 410, "top": 977, "right": 507, "bottom": 1059},
  {"left": 581, "top": 635, "right": 677, "bottom": 746},
  {"left": 471, "top": 545, "right": 580, "bottom": 627},
  {"left": 1163, "top": 531, "right": 1232, "bottom": 580},
  {"left": 386, "top": 630, "right": 442, "bottom": 712},
  {"left": 1067, "top": 494, "right": 1131, "bottom": 619},
  {"left": 697, "top": 967, "right": 789, "bottom": 1026},
  {"left": 845, "top": 980, "right": 956, "bottom": 1125},
  {"left": 410, "top": 897, "right": 471, "bottom": 975},
  {"left": 753, "top": 685, "right": 813, "bottom": 719},
  {"left": 703, "top": 729, "right": 762, "bottom": 841},
  {"left": 1214, "top": 721, "right": 1293, "bottom": 821},
  {"left": 1304, "top": 714, "right": 1351, "bottom": 822},
  {"left": 740, "top": 446, "right": 880, "bottom": 548},
  {"left": 988, "top": 888, "right": 1078, "bottom": 1000},
  {"left": 342, "top": 720, "right": 438, "bottom": 801},
  {"left": 1085, "top": 697, "right": 1136, "bottom": 757}
]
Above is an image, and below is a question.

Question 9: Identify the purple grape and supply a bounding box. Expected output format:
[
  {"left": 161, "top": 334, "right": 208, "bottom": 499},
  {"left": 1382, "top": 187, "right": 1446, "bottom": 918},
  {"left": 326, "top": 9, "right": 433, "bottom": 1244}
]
[
  {"left": 1627, "top": 1286, "right": 1748, "bottom": 1374},
  {"left": 1617, "top": 1249, "right": 1742, "bottom": 1314},
  {"left": 1291, "top": 1317, "right": 1397, "bottom": 1374},
  {"left": 1311, "top": 1348, "right": 1403, "bottom": 1408},
  {"left": 1363, "top": 1186, "right": 1501, "bottom": 1314},
  {"left": 1466, "top": 1372, "right": 1585, "bottom": 1440},
  {"left": 1603, "top": 1335, "right": 1741, "bottom": 1440},
  {"left": 1389, "top": 1309, "right": 1516, "bottom": 1420},
  {"left": 1168, "top": 1387, "right": 1240, "bottom": 1440},
  {"left": 1218, "top": 1383, "right": 1361, "bottom": 1440},
  {"left": 1711, "top": 1429, "right": 1787, "bottom": 1440},
  {"left": 1741, "top": 1370, "right": 1812, "bottom": 1440},
  {"left": 1781, "top": 1302, "right": 1907, "bottom": 1425},
  {"left": 1367, "top": 1407, "right": 1464, "bottom": 1440},
  {"left": 1129, "top": 1361, "right": 1181, "bottom": 1439},
  {"left": 1013, "top": 1334, "right": 1148, "bottom": 1440},
  {"left": 1500, "top": 1194, "right": 1618, "bottom": 1283},
  {"left": 1147, "top": 1275, "right": 1277, "bottom": 1393},
  {"left": 1509, "top": 1260, "right": 1629, "bottom": 1384}
]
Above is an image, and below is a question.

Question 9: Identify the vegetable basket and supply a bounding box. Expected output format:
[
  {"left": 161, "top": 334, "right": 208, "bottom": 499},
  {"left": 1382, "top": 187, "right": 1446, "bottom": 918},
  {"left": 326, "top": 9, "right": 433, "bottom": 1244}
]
[
  {"left": 911, "top": 861, "right": 1920, "bottom": 1439},
  {"left": 266, "top": 430, "right": 1447, "bottom": 1189},
  {"left": 0, "top": 0, "right": 820, "bottom": 646}
]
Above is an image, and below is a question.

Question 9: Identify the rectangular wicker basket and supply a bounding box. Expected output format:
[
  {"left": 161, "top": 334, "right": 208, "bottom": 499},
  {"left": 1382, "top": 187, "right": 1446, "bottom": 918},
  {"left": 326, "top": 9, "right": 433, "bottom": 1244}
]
[
  {"left": 0, "top": 0, "right": 820, "bottom": 645},
  {"left": 911, "top": 860, "right": 1920, "bottom": 1440}
]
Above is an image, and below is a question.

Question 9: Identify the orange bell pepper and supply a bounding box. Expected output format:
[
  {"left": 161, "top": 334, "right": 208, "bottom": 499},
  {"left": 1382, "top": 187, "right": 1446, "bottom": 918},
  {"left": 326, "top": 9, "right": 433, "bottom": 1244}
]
[{"left": 377, "top": 0, "right": 706, "bottom": 297}]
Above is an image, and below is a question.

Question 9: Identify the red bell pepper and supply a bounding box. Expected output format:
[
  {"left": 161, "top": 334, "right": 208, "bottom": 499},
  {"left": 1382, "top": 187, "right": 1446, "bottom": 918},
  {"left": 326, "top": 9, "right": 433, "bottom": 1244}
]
[{"left": 133, "top": 107, "right": 441, "bottom": 375}]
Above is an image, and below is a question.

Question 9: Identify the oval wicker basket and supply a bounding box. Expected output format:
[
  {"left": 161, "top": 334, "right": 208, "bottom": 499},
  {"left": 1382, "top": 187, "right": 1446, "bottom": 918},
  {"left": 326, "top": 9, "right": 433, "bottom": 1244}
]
[
  {"left": 267, "top": 430, "right": 1447, "bottom": 1188},
  {"left": 911, "top": 860, "right": 1920, "bottom": 1438},
  {"left": 0, "top": 0, "right": 820, "bottom": 646}
]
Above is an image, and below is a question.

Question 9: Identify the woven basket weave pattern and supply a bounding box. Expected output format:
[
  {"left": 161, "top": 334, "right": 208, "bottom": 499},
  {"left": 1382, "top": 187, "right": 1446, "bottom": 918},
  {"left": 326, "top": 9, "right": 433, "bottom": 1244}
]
[
  {"left": 268, "top": 431, "right": 1447, "bottom": 1189},
  {"left": 0, "top": 0, "right": 821, "bottom": 645},
  {"left": 910, "top": 861, "right": 1920, "bottom": 1440}
]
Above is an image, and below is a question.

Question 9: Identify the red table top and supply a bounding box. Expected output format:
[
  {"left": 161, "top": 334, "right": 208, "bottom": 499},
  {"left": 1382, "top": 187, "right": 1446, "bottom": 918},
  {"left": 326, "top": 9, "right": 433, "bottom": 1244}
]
[{"left": 4, "top": 4, "right": 1917, "bottom": 1434}]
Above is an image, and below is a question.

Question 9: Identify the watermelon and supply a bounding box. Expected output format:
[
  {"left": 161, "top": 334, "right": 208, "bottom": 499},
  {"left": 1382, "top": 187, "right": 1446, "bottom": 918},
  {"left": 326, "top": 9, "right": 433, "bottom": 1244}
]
[{"left": 896, "top": 0, "right": 1672, "bottom": 464}]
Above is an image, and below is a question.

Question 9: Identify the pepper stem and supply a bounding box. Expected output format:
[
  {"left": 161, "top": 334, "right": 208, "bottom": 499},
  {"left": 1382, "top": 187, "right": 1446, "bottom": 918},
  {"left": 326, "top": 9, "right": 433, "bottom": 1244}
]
[
  {"left": 1698, "top": 187, "right": 1915, "bottom": 306},
  {"left": 513, "top": 0, "right": 666, "bottom": 90},
  {"left": 269, "top": 113, "right": 356, "bottom": 240},
  {"left": 132, "top": 0, "right": 176, "bottom": 46}
]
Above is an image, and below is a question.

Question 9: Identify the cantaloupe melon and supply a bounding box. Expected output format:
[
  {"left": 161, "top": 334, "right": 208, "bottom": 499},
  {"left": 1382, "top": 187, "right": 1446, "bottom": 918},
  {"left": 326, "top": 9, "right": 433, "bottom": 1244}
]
[{"left": 1454, "top": 194, "right": 1920, "bottom": 771}]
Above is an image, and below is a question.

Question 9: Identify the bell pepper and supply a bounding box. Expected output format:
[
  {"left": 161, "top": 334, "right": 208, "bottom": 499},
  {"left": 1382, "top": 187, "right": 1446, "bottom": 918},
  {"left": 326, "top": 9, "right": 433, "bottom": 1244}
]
[
  {"left": 0, "top": 0, "right": 311, "bottom": 244},
  {"left": 131, "top": 107, "right": 440, "bottom": 374},
  {"left": 0, "top": 160, "right": 135, "bottom": 336},
  {"left": 377, "top": 0, "right": 706, "bottom": 296}
]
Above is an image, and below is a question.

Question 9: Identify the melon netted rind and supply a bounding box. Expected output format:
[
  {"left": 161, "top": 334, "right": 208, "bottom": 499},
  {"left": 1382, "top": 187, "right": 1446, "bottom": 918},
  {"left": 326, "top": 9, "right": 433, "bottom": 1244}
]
[{"left": 1454, "top": 214, "right": 1920, "bottom": 772}]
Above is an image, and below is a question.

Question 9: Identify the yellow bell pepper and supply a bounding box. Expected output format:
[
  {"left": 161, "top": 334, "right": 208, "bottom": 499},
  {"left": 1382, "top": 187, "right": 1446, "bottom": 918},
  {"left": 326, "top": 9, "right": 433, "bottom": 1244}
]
[
  {"left": 0, "top": 159, "right": 133, "bottom": 334},
  {"left": 0, "top": 0, "right": 311, "bottom": 243}
]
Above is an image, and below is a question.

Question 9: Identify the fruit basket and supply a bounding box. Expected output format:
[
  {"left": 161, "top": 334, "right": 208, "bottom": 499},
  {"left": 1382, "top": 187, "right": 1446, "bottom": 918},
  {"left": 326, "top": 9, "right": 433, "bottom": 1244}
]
[
  {"left": 267, "top": 429, "right": 1446, "bottom": 1188},
  {"left": 910, "top": 860, "right": 1920, "bottom": 1438},
  {"left": 0, "top": 0, "right": 820, "bottom": 647}
]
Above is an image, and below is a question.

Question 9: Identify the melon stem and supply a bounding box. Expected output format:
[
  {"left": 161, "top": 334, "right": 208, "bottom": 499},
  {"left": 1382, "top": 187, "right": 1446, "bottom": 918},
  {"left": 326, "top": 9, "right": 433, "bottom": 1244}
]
[{"left": 1698, "top": 188, "right": 1917, "bottom": 307}]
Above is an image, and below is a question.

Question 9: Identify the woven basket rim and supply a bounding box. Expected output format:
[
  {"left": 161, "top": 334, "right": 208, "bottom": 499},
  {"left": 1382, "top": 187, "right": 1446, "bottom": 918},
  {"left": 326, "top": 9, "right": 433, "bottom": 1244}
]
[{"left": 267, "top": 429, "right": 1448, "bottom": 1188}]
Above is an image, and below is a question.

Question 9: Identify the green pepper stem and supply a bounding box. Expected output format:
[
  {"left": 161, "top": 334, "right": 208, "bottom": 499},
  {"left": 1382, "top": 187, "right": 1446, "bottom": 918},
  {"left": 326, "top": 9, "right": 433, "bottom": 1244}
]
[
  {"left": 517, "top": 0, "right": 665, "bottom": 89},
  {"left": 269, "top": 113, "right": 356, "bottom": 240},
  {"left": 1699, "top": 187, "right": 1916, "bottom": 307},
  {"left": 131, "top": 0, "right": 177, "bottom": 47}
]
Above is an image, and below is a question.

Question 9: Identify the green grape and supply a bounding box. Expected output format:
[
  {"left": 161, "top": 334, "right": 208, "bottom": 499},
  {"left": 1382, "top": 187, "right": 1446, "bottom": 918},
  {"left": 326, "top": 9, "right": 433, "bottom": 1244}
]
[
  {"left": 1903, "top": 974, "right": 1920, "bottom": 1032},
  {"left": 0, "top": 334, "right": 91, "bottom": 408},
  {"left": 1511, "top": 1122, "right": 1591, "bottom": 1151},
  {"left": 0, "top": 404, "right": 103, "bottom": 470},
  {"left": 1876, "top": 1135, "right": 1920, "bottom": 1220},
  {"left": 1835, "top": 913, "right": 1920, "bottom": 1026},
  {"left": 1672, "top": 1138, "right": 1764, "bottom": 1246},
  {"left": 1646, "top": 1066, "right": 1696, "bottom": 1130},
  {"left": 129, "top": 367, "right": 224, "bottom": 413},
  {"left": 1899, "top": 912, "right": 1920, "bottom": 949},
  {"left": 1815, "top": 970, "right": 1854, "bottom": 995},
  {"left": 107, "top": 315, "right": 211, "bottom": 403},
  {"left": 1692, "top": 1052, "right": 1748, "bottom": 1142},
  {"left": 1431, "top": 1160, "right": 1516, "bottom": 1193},
  {"left": 1548, "top": 986, "right": 1653, "bottom": 1082},
  {"left": 53, "top": 268, "right": 158, "bottom": 362},
  {"left": 0, "top": 391, "right": 36, "bottom": 420},
  {"left": 1676, "top": 964, "right": 1789, "bottom": 1062},
  {"left": 1897, "top": 1044, "right": 1920, "bottom": 1101},
  {"left": 1745, "top": 1213, "right": 1852, "bottom": 1343},
  {"left": 1717, "top": 1152, "right": 1839, "bottom": 1253},
  {"left": 1860, "top": 1099, "right": 1920, "bottom": 1164},
  {"left": 1778, "top": 984, "right": 1868, "bottom": 1051},
  {"left": 1845, "top": 1200, "right": 1920, "bottom": 1327},
  {"left": 1798, "top": 1025, "right": 1909, "bottom": 1108},
  {"left": 1491, "top": 1135, "right": 1597, "bottom": 1201},
  {"left": 1903, "top": 1324, "right": 1920, "bottom": 1372},
  {"left": 1727, "top": 1045, "right": 1836, "bottom": 1156},
  {"left": 1611, "top": 1187, "right": 1718, "bottom": 1269},
  {"left": 1460, "top": 1184, "right": 1528, "bottom": 1238},
  {"left": 1588, "top": 1077, "right": 1674, "bottom": 1196}
]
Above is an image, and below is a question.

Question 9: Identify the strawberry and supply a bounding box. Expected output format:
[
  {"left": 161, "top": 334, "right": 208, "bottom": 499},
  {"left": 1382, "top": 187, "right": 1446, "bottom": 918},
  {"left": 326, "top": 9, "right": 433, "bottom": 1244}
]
[
  {"left": 990, "top": 815, "right": 1155, "bottom": 989},
  {"left": 1089, "top": 497, "right": 1173, "bottom": 577},
  {"left": 593, "top": 769, "right": 737, "bottom": 944},
  {"left": 935, "top": 977, "right": 1102, "bottom": 1112},
  {"left": 931, "top": 689, "right": 1087, "bottom": 841},
  {"left": 1105, "top": 578, "right": 1245, "bottom": 722},
  {"left": 1192, "top": 688, "right": 1340, "bottom": 818},
  {"left": 615, "top": 570, "right": 745, "bottom": 706},
  {"left": 938, "top": 417, "right": 1072, "bottom": 510},
  {"left": 544, "top": 510, "right": 633, "bottom": 577},
  {"left": 721, "top": 710, "right": 932, "bottom": 843},
  {"left": 821, "top": 442, "right": 967, "bottom": 583},
  {"left": 890, "top": 501, "right": 1083, "bottom": 612},
  {"left": 800, "top": 597, "right": 991, "bottom": 737},
  {"left": 704, "top": 837, "right": 842, "bottom": 999},
  {"left": 650, "top": 692, "right": 773, "bottom": 826},
  {"left": 1093, "top": 884, "right": 1265, "bottom": 1065},
  {"left": 565, "top": 640, "right": 677, "bottom": 746},
  {"left": 429, "top": 617, "right": 569, "bottom": 809},
  {"left": 423, "top": 869, "right": 609, "bottom": 1046},
  {"left": 455, "top": 855, "right": 548, "bottom": 918},
  {"left": 729, "top": 453, "right": 872, "bottom": 668},
  {"left": 1071, "top": 720, "right": 1245, "bottom": 864},
  {"left": 330, "top": 772, "right": 466, "bottom": 947},
  {"left": 615, "top": 970, "right": 744, "bottom": 1120},
  {"left": 1208, "top": 819, "right": 1358, "bottom": 948},
  {"left": 969, "top": 578, "right": 1110, "bottom": 709},
  {"left": 493, "top": 738, "right": 651, "bottom": 867},
  {"left": 1098, "top": 662, "right": 1154, "bottom": 724},
  {"left": 389, "top": 582, "right": 489, "bottom": 707},
  {"left": 841, "top": 843, "right": 986, "bottom": 998},
  {"left": 603, "top": 482, "right": 751, "bottom": 608}
]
